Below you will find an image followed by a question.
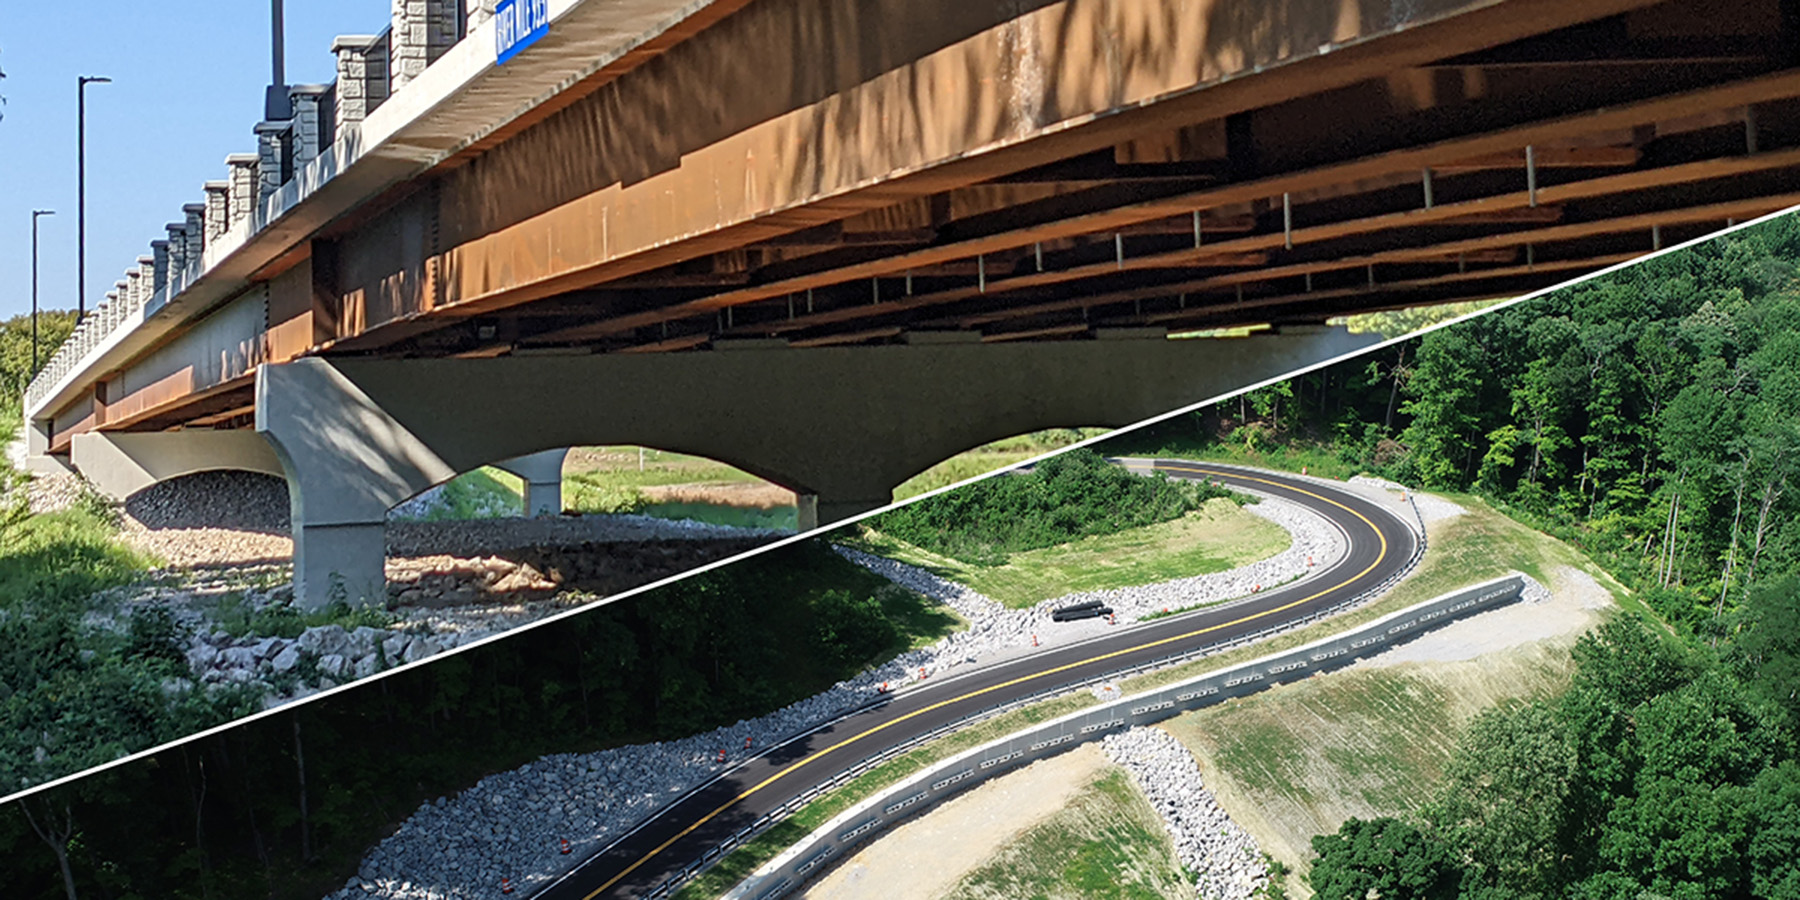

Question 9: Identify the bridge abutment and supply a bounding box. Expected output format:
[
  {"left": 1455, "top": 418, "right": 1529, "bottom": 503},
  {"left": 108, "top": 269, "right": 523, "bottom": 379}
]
[
  {"left": 256, "top": 327, "right": 1376, "bottom": 609},
  {"left": 69, "top": 430, "right": 287, "bottom": 501}
]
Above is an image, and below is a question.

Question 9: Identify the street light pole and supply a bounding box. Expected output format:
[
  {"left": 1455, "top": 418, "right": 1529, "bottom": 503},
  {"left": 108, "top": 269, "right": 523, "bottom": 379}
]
[
  {"left": 265, "top": 0, "right": 290, "bottom": 120},
  {"left": 77, "top": 74, "right": 111, "bottom": 323},
  {"left": 31, "top": 210, "right": 55, "bottom": 373}
]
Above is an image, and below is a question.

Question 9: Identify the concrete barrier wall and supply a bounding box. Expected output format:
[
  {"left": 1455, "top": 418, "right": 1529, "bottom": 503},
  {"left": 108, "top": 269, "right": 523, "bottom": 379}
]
[{"left": 718, "top": 574, "right": 1526, "bottom": 900}]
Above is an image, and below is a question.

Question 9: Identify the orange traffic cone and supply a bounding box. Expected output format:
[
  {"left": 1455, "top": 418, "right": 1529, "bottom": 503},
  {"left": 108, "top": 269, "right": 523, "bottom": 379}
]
[
  {"left": 1032, "top": 634, "right": 1039, "bottom": 647},
  {"left": 560, "top": 838, "right": 571, "bottom": 855},
  {"left": 717, "top": 749, "right": 727, "bottom": 763},
  {"left": 502, "top": 878, "right": 515, "bottom": 894}
]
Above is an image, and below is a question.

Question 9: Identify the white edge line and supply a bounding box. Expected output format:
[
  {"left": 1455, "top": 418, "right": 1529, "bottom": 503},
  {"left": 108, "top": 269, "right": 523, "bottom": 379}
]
[{"left": 2, "top": 203, "right": 1791, "bottom": 809}]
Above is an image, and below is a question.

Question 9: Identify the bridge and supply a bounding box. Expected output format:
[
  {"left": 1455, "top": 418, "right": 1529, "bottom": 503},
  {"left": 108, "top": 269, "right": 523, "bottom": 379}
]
[{"left": 22, "top": 0, "right": 1800, "bottom": 606}]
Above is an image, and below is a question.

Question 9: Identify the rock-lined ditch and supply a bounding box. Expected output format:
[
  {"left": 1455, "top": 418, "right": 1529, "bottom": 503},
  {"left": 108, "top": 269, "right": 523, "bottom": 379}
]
[{"left": 1101, "top": 726, "right": 1269, "bottom": 900}]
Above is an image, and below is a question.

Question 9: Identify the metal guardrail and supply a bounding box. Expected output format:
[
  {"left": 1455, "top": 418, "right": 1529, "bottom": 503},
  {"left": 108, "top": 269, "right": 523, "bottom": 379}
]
[
  {"left": 614, "top": 489, "right": 1434, "bottom": 900},
  {"left": 723, "top": 571, "right": 1524, "bottom": 900}
]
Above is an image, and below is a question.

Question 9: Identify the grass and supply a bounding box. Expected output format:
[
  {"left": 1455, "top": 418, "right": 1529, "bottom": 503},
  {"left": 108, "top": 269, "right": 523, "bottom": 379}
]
[
  {"left": 850, "top": 497, "right": 1288, "bottom": 608},
  {"left": 941, "top": 767, "right": 1195, "bottom": 900},
  {"left": 563, "top": 447, "right": 796, "bottom": 524},
  {"left": 0, "top": 506, "right": 158, "bottom": 609},
  {"left": 394, "top": 467, "right": 524, "bottom": 520},
  {"left": 565, "top": 447, "right": 766, "bottom": 490},
  {"left": 635, "top": 501, "right": 797, "bottom": 531},
  {"left": 1160, "top": 645, "right": 1578, "bottom": 885},
  {"left": 893, "top": 429, "right": 1112, "bottom": 501},
  {"left": 191, "top": 591, "right": 397, "bottom": 639}
]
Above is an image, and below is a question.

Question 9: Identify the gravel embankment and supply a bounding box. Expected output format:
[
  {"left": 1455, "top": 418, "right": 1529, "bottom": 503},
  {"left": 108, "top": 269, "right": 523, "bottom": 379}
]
[
  {"left": 89, "top": 535, "right": 778, "bottom": 709},
  {"left": 324, "top": 685, "right": 885, "bottom": 899},
  {"left": 1101, "top": 727, "right": 1268, "bottom": 900},
  {"left": 50, "top": 468, "right": 787, "bottom": 709}
]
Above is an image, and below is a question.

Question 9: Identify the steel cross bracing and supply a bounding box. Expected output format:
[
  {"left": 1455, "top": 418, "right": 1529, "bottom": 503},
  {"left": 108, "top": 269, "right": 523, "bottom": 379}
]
[
  {"left": 369, "top": 65, "right": 1800, "bottom": 361},
  {"left": 31, "top": 0, "right": 1800, "bottom": 443}
]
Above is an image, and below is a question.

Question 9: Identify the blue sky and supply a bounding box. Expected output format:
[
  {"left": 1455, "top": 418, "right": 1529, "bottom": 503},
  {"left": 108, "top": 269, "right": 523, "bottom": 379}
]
[{"left": 0, "top": 1, "right": 390, "bottom": 321}]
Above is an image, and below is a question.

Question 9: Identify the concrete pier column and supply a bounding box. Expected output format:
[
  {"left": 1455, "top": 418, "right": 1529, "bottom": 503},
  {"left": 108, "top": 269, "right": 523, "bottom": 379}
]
[
  {"left": 257, "top": 359, "right": 454, "bottom": 609},
  {"left": 494, "top": 449, "right": 568, "bottom": 517},
  {"left": 796, "top": 494, "right": 892, "bottom": 532},
  {"left": 25, "top": 419, "right": 70, "bottom": 475}
]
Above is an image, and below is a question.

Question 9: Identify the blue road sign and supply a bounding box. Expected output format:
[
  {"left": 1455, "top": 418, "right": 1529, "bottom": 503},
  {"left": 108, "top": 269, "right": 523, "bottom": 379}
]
[{"left": 495, "top": 0, "right": 550, "bottom": 64}]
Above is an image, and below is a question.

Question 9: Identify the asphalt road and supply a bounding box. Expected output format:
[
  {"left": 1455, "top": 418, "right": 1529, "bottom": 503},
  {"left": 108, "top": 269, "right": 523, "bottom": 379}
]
[{"left": 540, "top": 461, "right": 1419, "bottom": 900}]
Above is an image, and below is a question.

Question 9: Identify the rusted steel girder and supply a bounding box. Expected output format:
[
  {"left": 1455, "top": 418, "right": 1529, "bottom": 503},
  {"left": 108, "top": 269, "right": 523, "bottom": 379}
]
[{"left": 324, "top": 0, "right": 1666, "bottom": 348}]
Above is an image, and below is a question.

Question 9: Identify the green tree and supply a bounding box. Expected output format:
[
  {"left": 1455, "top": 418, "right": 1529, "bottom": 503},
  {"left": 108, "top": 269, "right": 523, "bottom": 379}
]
[
  {"left": 1427, "top": 701, "right": 1578, "bottom": 898},
  {"left": 1309, "top": 817, "right": 1465, "bottom": 900},
  {"left": 1397, "top": 329, "right": 1486, "bottom": 487}
]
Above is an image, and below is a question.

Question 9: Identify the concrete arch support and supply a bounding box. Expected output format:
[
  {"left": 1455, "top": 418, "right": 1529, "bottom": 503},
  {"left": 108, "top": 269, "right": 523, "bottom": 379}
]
[
  {"left": 494, "top": 449, "right": 569, "bottom": 517},
  {"left": 256, "top": 359, "right": 458, "bottom": 608},
  {"left": 70, "top": 430, "right": 287, "bottom": 502},
  {"left": 257, "top": 326, "right": 1377, "bottom": 608}
]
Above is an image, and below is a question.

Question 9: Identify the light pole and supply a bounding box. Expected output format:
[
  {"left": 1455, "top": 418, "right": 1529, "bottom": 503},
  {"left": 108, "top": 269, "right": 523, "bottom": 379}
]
[
  {"left": 78, "top": 74, "right": 111, "bottom": 322},
  {"left": 265, "top": 0, "right": 290, "bottom": 120},
  {"left": 31, "top": 209, "right": 55, "bottom": 373}
]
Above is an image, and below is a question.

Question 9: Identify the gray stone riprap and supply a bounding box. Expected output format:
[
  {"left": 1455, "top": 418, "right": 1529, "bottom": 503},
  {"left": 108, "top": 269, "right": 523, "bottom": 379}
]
[
  {"left": 323, "top": 682, "right": 885, "bottom": 899},
  {"left": 1520, "top": 572, "right": 1552, "bottom": 605},
  {"left": 1101, "top": 726, "right": 1268, "bottom": 900},
  {"left": 831, "top": 492, "right": 1344, "bottom": 683}
]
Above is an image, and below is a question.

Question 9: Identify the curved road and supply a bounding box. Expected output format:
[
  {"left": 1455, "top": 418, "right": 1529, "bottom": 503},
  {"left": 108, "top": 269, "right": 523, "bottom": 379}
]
[{"left": 542, "top": 462, "right": 1419, "bottom": 900}]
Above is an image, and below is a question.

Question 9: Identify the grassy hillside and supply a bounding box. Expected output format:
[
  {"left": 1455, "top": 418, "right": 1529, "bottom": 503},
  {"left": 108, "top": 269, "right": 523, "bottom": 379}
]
[
  {"left": 941, "top": 767, "right": 1195, "bottom": 900},
  {"left": 855, "top": 497, "right": 1288, "bottom": 608}
]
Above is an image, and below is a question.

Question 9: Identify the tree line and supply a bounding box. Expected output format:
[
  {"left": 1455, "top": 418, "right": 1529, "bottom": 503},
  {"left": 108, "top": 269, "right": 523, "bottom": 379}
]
[
  {"left": 1307, "top": 583, "right": 1800, "bottom": 899},
  {"left": 1112, "top": 213, "right": 1800, "bottom": 633}
]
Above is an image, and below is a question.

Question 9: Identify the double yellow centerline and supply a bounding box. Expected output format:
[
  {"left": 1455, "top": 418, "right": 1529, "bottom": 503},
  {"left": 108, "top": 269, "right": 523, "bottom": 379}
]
[{"left": 585, "top": 465, "right": 1391, "bottom": 898}]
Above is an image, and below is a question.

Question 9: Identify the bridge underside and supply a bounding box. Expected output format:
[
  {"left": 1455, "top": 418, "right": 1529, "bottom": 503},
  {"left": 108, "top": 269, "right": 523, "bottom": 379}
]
[
  {"left": 27, "top": 0, "right": 1800, "bottom": 604},
  {"left": 37, "top": 0, "right": 1800, "bottom": 451},
  {"left": 245, "top": 326, "right": 1372, "bottom": 606}
]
